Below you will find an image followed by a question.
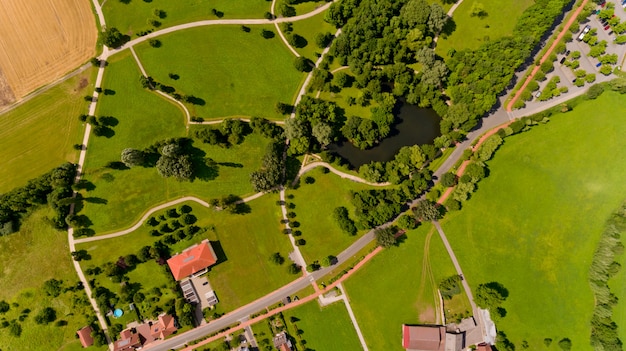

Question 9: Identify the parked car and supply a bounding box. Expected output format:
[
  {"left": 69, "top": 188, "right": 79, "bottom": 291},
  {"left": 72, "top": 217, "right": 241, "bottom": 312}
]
[
  {"left": 535, "top": 91, "right": 542, "bottom": 98},
  {"left": 596, "top": 62, "right": 603, "bottom": 67},
  {"left": 566, "top": 50, "right": 571, "bottom": 56},
  {"left": 604, "top": 25, "right": 611, "bottom": 30},
  {"left": 560, "top": 57, "right": 566, "bottom": 64}
]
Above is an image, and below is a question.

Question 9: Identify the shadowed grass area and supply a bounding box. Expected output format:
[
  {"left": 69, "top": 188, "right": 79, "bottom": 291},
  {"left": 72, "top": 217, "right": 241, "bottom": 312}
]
[
  {"left": 135, "top": 25, "right": 305, "bottom": 120},
  {"left": 440, "top": 91, "right": 626, "bottom": 349},
  {"left": 0, "top": 68, "right": 94, "bottom": 193},
  {"left": 103, "top": 0, "right": 271, "bottom": 36}
]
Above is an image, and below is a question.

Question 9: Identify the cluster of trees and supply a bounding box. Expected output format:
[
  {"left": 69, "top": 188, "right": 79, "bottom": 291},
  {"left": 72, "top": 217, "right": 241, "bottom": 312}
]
[
  {"left": 438, "top": 275, "right": 462, "bottom": 299},
  {"left": 359, "top": 143, "right": 438, "bottom": 184},
  {"left": 474, "top": 281, "right": 508, "bottom": 318},
  {"left": 79, "top": 114, "right": 117, "bottom": 137},
  {"left": 587, "top": 201, "right": 626, "bottom": 350},
  {"left": 139, "top": 75, "right": 204, "bottom": 105},
  {"left": 101, "top": 27, "right": 129, "bottom": 48},
  {"left": 192, "top": 119, "right": 251, "bottom": 147},
  {"left": 144, "top": 204, "right": 201, "bottom": 240},
  {"left": 333, "top": 206, "right": 357, "bottom": 235},
  {"left": 250, "top": 141, "right": 285, "bottom": 192},
  {"left": 374, "top": 226, "right": 398, "bottom": 248},
  {"left": 120, "top": 138, "right": 210, "bottom": 181},
  {"left": 0, "top": 163, "right": 76, "bottom": 235}
]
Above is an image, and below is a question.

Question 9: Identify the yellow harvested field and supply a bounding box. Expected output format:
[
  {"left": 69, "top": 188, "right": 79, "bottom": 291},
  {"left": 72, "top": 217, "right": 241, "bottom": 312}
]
[{"left": 0, "top": 0, "right": 97, "bottom": 104}]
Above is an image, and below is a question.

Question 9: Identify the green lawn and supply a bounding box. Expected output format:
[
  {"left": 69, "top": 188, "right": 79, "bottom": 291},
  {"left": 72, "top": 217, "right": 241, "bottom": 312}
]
[
  {"left": 281, "top": 300, "right": 363, "bottom": 351},
  {"left": 0, "top": 68, "right": 94, "bottom": 193},
  {"left": 439, "top": 91, "right": 626, "bottom": 349},
  {"left": 134, "top": 25, "right": 305, "bottom": 120},
  {"left": 289, "top": 9, "right": 336, "bottom": 61},
  {"left": 287, "top": 168, "right": 374, "bottom": 264},
  {"left": 317, "top": 81, "right": 380, "bottom": 119},
  {"left": 0, "top": 209, "right": 106, "bottom": 351},
  {"left": 102, "top": 0, "right": 271, "bottom": 36},
  {"left": 80, "top": 53, "right": 268, "bottom": 233},
  {"left": 435, "top": 0, "right": 534, "bottom": 58},
  {"left": 344, "top": 223, "right": 462, "bottom": 350},
  {"left": 79, "top": 195, "right": 297, "bottom": 312}
]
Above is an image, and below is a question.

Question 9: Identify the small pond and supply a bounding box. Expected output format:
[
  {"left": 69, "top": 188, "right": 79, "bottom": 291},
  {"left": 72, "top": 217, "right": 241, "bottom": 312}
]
[{"left": 328, "top": 101, "right": 441, "bottom": 168}]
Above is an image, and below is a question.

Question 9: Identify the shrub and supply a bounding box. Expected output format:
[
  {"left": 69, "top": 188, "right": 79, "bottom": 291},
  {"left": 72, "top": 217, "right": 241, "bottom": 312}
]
[
  {"left": 293, "top": 56, "right": 312, "bottom": 72},
  {"left": 440, "top": 172, "right": 457, "bottom": 187},
  {"left": 333, "top": 207, "right": 357, "bottom": 235},
  {"left": 587, "top": 84, "right": 605, "bottom": 99}
]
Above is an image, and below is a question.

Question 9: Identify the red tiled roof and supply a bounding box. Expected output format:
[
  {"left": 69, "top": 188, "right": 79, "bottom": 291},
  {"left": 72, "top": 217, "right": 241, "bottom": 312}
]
[
  {"left": 402, "top": 325, "right": 445, "bottom": 351},
  {"left": 279, "top": 344, "right": 292, "bottom": 351},
  {"left": 77, "top": 326, "right": 94, "bottom": 348},
  {"left": 167, "top": 240, "right": 217, "bottom": 280},
  {"left": 151, "top": 314, "right": 177, "bottom": 339},
  {"left": 113, "top": 334, "right": 141, "bottom": 351}
]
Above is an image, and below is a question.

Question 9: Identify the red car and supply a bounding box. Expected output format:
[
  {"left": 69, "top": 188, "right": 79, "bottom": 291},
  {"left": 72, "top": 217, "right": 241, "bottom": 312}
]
[
  {"left": 605, "top": 24, "right": 611, "bottom": 30},
  {"left": 601, "top": 2, "right": 607, "bottom": 7}
]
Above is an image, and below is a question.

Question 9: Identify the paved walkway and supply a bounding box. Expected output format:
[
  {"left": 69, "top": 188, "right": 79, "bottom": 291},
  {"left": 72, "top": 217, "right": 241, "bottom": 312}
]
[
  {"left": 337, "top": 283, "right": 369, "bottom": 351},
  {"left": 293, "top": 161, "right": 391, "bottom": 187},
  {"left": 507, "top": 0, "right": 590, "bottom": 111}
]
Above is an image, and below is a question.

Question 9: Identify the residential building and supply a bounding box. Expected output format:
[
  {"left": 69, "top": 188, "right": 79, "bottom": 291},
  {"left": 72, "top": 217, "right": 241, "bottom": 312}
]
[
  {"left": 167, "top": 239, "right": 218, "bottom": 281},
  {"left": 76, "top": 326, "right": 94, "bottom": 348}
]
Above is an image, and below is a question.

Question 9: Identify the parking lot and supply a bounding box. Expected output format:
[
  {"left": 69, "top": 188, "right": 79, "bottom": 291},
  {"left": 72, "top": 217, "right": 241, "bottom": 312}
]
[{"left": 520, "top": 0, "right": 626, "bottom": 112}]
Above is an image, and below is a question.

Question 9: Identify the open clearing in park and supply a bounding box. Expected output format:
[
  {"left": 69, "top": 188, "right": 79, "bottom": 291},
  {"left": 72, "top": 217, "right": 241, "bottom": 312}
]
[
  {"left": 0, "top": 68, "right": 94, "bottom": 193},
  {"left": 80, "top": 53, "right": 267, "bottom": 233},
  {"left": 290, "top": 10, "right": 337, "bottom": 60},
  {"left": 435, "top": 0, "right": 534, "bottom": 57},
  {"left": 288, "top": 168, "right": 375, "bottom": 263},
  {"left": 344, "top": 223, "right": 464, "bottom": 350},
  {"left": 0, "top": 0, "right": 96, "bottom": 103},
  {"left": 135, "top": 25, "right": 304, "bottom": 120},
  {"left": 0, "top": 209, "right": 106, "bottom": 351},
  {"left": 79, "top": 195, "right": 296, "bottom": 312},
  {"left": 103, "top": 0, "right": 271, "bottom": 36},
  {"left": 440, "top": 91, "right": 626, "bottom": 349}
]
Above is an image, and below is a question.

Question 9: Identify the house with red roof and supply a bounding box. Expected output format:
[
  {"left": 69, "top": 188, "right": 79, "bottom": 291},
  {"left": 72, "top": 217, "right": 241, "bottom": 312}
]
[
  {"left": 113, "top": 314, "right": 178, "bottom": 351},
  {"left": 76, "top": 326, "right": 94, "bottom": 348},
  {"left": 476, "top": 342, "right": 493, "bottom": 351},
  {"left": 167, "top": 239, "right": 218, "bottom": 281}
]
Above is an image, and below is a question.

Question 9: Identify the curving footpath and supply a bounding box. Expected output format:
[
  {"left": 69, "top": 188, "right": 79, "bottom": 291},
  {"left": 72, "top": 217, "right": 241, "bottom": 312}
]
[
  {"left": 294, "top": 161, "right": 391, "bottom": 187},
  {"left": 74, "top": 192, "right": 265, "bottom": 244},
  {"left": 102, "top": 1, "right": 336, "bottom": 61}
]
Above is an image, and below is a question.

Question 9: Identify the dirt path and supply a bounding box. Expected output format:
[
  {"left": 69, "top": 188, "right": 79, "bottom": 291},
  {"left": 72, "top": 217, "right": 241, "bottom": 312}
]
[{"left": 506, "top": 0, "right": 589, "bottom": 111}]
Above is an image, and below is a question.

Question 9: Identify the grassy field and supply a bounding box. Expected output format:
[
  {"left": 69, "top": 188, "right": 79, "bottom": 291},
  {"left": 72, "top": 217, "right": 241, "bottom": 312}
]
[
  {"left": 344, "top": 223, "right": 463, "bottom": 350},
  {"left": 135, "top": 25, "right": 305, "bottom": 120},
  {"left": 316, "top": 79, "right": 381, "bottom": 119},
  {"left": 102, "top": 0, "right": 271, "bottom": 35},
  {"left": 79, "top": 195, "right": 296, "bottom": 312},
  {"left": 439, "top": 91, "right": 626, "bottom": 349},
  {"left": 0, "top": 68, "right": 94, "bottom": 193},
  {"left": 80, "top": 53, "right": 267, "bottom": 233},
  {"left": 435, "top": 0, "right": 534, "bottom": 58},
  {"left": 281, "top": 300, "right": 363, "bottom": 351},
  {"left": 289, "top": 9, "right": 336, "bottom": 60},
  {"left": 0, "top": 208, "right": 106, "bottom": 351},
  {"left": 287, "top": 167, "right": 374, "bottom": 264}
]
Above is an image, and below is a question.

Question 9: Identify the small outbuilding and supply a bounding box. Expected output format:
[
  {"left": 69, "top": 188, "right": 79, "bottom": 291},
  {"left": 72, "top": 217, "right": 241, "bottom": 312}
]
[{"left": 76, "top": 326, "right": 94, "bottom": 348}]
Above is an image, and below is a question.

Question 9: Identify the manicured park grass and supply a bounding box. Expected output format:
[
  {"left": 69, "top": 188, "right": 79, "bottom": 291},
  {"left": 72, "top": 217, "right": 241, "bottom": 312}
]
[
  {"left": 0, "top": 209, "right": 105, "bottom": 351},
  {"left": 439, "top": 91, "right": 626, "bottom": 349},
  {"left": 344, "top": 223, "right": 462, "bottom": 350},
  {"left": 287, "top": 168, "right": 374, "bottom": 264},
  {"left": 135, "top": 25, "right": 305, "bottom": 120},
  {"left": 289, "top": 10, "right": 336, "bottom": 60},
  {"left": 102, "top": 0, "right": 271, "bottom": 35},
  {"left": 281, "top": 300, "right": 363, "bottom": 351},
  {"left": 435, "top": 0, "right": 534, "bottom": 58},
  {"left": 79, "top": 195, "right": 296, "bottom": 312},
  {"left": 0, "top": 68, "right": 94, "bottom": 193},
  {"left": 80, "top": 53, "right": 267, "bottom": 233}
]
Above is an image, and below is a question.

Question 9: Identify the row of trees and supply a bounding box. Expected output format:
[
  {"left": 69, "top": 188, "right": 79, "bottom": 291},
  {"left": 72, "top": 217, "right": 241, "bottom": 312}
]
[{"left": 0, "top": 163, "right": 76, "bottom": 235}]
